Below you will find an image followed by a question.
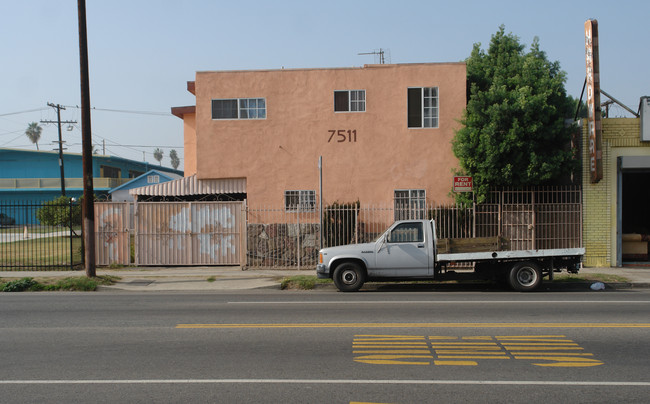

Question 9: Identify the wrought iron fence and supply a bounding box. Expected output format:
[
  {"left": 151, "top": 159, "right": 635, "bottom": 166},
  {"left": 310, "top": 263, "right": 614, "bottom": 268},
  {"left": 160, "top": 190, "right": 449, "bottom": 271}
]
[
  {"left": 0, "top": 200, "right": 83, "bottom": 270},
  {"left": 246, "top": 186, "right": 582, "bottom": 268}
]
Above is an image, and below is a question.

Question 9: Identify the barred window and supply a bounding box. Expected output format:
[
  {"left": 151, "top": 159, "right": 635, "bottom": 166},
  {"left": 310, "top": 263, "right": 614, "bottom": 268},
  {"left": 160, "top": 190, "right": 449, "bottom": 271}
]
[
  {"left": 284, "top": 190, "right": 316, "bottom": 212},
  {"left": 394, "top": 189, "right": 426, "bottom": 220}
]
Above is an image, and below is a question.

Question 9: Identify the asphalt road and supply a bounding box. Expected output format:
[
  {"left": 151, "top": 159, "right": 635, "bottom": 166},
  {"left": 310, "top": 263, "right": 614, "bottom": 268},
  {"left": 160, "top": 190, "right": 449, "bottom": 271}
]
[{"left": 1, "top": 290, "right": 649, "bottom": 403}]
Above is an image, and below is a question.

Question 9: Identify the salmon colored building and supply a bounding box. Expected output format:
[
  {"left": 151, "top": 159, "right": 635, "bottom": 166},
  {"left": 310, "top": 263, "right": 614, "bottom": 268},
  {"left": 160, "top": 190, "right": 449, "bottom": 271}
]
[{"left": 172, "top": 63, "right": 467, "bottom": 211}]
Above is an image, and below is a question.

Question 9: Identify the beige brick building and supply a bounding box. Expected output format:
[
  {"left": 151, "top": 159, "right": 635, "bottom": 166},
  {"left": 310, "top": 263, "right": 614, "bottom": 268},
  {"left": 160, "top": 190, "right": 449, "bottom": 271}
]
[{"left": 582, "top": 117, "right": 650, "bottom": 267}]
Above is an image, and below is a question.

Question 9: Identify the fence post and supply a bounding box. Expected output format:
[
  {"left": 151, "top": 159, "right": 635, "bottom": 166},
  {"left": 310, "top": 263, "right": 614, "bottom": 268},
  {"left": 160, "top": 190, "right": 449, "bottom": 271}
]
[
  {"left": 531, "top": 189, "right": 536, "bottom": 250},
  {"left": 472, "top": 192, "right": 476, "bottom": 238},
  {"left": 69, "top": 198, "right": 74, "bottom": 270}
]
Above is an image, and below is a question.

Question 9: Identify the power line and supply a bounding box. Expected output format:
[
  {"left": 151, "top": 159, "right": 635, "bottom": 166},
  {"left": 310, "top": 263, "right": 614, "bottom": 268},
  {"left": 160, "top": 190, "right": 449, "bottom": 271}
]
[
  {"left": 64, "top": 105, "right": 171, "bottom": 116},
  {"left": 0, "top": 108, "right": 49, "bottom": 117}
]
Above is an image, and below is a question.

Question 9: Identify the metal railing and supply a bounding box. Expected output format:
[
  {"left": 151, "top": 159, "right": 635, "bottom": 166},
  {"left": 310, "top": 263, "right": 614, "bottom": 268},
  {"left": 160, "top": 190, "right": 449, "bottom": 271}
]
[
  {"left": 0, "top": 178, "right": 130, "bottom": 189},
  {"left": 246, "top": 186, "right": 582, "bottom": 268},
  {"left": 0, "top": 200, "right": 83, "bottom": 270}
]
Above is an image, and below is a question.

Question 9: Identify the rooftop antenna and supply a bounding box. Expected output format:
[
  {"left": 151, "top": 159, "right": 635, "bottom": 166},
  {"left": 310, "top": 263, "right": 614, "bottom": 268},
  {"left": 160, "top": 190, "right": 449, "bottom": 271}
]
[{"left": 358, "top": 48, "right": 389, "bottom": 64}]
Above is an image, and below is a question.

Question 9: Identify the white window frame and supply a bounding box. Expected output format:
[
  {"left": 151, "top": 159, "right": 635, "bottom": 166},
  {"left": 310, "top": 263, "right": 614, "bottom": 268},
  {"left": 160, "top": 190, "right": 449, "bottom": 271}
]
[
  {"left": 394, "top": 189, "right": 426, "bottom": 220},
  {"left": 212, "top": 98, "right": 266, "bottom": 120},
  {"left": 407, "top": 87, "right": 439, "bottom": 128},
  {"left": 147, "top": 175, "right": 160, "bottom": 184},
  {"left": 284, "top": 190, "right": 316, "bottom": 212},
  {"left": 334, "top": 90, "right": 366, "bottom": 112}
]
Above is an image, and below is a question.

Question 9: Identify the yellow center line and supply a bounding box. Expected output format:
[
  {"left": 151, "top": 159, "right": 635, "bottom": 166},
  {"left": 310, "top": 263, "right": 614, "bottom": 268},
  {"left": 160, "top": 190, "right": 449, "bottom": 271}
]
[{"left": 176, "top": 322, "right": 650, "bottom": 329}]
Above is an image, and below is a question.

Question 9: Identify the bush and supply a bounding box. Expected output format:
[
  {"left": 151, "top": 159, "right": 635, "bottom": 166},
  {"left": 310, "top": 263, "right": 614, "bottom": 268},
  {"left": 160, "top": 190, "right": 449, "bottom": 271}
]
[
  {"left": 2, "top": 277, "right": 38, "bottom": 292},
  {"left": 323, "top": 201, "right": 360, "bottom": 247},
  {"left": 36, "top": 196, "right": 81, "bottom": 227}
]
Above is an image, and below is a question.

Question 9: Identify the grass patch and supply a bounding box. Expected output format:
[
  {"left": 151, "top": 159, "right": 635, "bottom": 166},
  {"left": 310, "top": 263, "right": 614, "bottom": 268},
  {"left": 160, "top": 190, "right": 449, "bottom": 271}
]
[
  {"left": 206, "top": 276, "right": 216, "bottom": 283},
  {"left": 280, "top": 275, "right": 332, "bottom": 290},
  {"left": 0, "top": 275, "right": 120, "bottom": 292},
  {"left": 553, "top": 273, "right": 630, "bottom": 283},
  {"left": 0, "top": 235, "right": 82, "bottom": 267}
]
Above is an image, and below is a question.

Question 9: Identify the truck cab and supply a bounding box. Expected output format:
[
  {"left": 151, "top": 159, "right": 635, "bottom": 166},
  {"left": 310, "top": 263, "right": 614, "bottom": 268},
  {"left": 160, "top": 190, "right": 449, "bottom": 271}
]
[{"left": 317, "top": 220, "right": 437, "bottom": 291}]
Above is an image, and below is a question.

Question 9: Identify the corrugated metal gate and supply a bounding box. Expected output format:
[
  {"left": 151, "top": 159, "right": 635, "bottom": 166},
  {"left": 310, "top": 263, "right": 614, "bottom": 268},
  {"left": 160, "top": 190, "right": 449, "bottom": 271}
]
[
  {"left": 95, "top": 202, "right": 131, "bottom": 266},
  {"left": 134, "top": 201, "right": 244, "bottom": 266},
  {"left": 95, "top": 201, "right": 244, "bottom": 266}
]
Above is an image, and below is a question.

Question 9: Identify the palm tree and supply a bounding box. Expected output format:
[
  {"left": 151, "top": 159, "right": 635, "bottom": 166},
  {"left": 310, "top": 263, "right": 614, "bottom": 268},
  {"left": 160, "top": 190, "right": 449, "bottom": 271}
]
[
  {"left": 169, "top": 149, "right": 180, "bottom": 170},
  {"left": 153, "top": 148, "right": 164, "bottom": 165},
  {"left": 25, "top": 122, "right": 42, "bottom": 150}
]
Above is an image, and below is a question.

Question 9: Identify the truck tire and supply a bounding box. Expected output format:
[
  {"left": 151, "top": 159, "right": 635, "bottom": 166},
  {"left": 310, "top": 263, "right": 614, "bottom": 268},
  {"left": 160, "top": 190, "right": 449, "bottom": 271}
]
[
  {"left": 508, "top": 261, "right": 542, "bottom": 292},
  {"left": 333, "top": 262, "right": 365, "bottom": 292}
]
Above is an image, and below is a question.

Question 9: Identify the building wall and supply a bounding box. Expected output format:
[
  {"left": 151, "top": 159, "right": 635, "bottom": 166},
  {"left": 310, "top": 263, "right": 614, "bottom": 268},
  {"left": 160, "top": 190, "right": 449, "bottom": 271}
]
[
  {"left": 0, "top": 149, "right": 182, "bottom": 179},
  {"left": 582, "top": 118, "right": 649, "bottom": 267},
  {"left": 0, "top": 149, "right": 183, "bottom": 204},
  {"left": 190, "top": 63, "right": 466, "bottom": 206},
  {"left": 183, "top": 113, "right": 197, "bottom": 176}
]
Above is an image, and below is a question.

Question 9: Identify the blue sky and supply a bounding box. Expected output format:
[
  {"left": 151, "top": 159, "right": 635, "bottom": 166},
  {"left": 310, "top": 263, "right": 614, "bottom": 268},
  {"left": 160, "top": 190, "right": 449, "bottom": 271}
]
[{"left": 1, "top": 0, "right": 648, "bottom": 168}]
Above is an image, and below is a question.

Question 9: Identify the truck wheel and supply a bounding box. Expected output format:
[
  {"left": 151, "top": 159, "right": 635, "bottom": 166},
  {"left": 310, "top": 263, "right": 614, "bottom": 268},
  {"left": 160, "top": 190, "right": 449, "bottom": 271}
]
[
  {"left": 508, "top": 261, "right": 542, "bottom": 292},
  {"left": 333, "top": 262, "right": 365, "bottom": 292}
]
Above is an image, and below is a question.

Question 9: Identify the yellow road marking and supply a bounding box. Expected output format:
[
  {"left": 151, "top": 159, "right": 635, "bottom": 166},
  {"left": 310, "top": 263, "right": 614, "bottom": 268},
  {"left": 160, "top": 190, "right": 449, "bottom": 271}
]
[
  {"left": 353, "top": 350, "right": 433, "bottom": 354},
  {"left": 353, "top": 334, "right": 605, "bottom": 368},
  {"left": 500, "top": 343, "right": 579, "bottom": 346},
  {"left": 436, "top": 356, "right": 510, "bottom": 359},
  {"left": 512, "top": 356, "right": 603, "bottom": 367},
  {"left": 176, "top": 323, "right": 650, "bottom": 329},
  {"left": 436, "top": 349, "right": 505, "bottom": 355},
  {"left": 434, "top": 360, "right": 478, "bottom": 366}
]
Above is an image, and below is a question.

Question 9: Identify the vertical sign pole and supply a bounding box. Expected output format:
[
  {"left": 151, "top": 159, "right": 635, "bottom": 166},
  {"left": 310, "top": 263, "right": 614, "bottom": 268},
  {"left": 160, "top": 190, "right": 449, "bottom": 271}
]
[{"left": 319, "top": 156, "right": 323, "bottom": 250}]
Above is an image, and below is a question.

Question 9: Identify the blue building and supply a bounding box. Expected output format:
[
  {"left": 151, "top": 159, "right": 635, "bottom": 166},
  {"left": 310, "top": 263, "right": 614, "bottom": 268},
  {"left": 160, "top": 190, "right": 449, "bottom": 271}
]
[
  {"left": 0, "top": 148, "right": 183, "bottom": 204},
  {"left": 108, "top": 169, "right": 183, "bottom": 202}
]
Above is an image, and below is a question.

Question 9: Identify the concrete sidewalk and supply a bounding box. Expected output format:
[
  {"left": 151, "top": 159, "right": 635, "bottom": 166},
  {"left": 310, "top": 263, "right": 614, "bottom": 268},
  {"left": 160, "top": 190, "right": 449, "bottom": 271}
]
[{"left": 1, "top": 265, "right": 649, "bottom": 292}]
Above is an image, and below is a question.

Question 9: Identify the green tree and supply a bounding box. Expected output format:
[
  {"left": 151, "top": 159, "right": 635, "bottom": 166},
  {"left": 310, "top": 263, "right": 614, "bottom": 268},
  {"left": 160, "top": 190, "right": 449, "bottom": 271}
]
[
  {"left": 153, "top": 148, "right": 163, "bottom": 165},
  {"left": 25, "top": 122, "right": 43, "bottom": 150},
  {"left": 452, "top": 26, "right": 577, "bottom": 202},
  {"left": 169, "top": 149, "right": 180, "bottom": 170},
  {"left": 36, "top": 196, "right": 81, "bottom": 227}
]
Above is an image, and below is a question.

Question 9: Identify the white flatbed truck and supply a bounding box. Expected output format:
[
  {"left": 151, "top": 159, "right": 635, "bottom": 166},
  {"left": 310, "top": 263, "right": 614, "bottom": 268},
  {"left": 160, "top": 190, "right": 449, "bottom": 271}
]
[{"left": 316, "top": 219, "right": 584, "bottom": 292}]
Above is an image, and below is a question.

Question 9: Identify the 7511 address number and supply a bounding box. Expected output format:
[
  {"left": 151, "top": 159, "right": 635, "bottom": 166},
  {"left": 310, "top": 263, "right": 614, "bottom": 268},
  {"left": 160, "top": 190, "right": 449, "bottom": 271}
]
[{"left": 328, "top": 129, "right": 357, "bottom": 143}]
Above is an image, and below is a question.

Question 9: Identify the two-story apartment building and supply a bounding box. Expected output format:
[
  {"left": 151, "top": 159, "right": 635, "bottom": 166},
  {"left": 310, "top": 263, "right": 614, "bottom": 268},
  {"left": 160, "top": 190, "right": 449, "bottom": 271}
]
[{"left": 172, "top": 63, "right": 466, "bottom": 213}]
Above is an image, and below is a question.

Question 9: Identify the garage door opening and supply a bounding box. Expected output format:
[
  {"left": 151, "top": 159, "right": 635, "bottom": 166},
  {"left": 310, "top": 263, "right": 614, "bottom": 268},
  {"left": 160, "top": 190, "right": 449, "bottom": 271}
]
[{"left": 621, "top": 171, "right": 650, "bottom": 266}]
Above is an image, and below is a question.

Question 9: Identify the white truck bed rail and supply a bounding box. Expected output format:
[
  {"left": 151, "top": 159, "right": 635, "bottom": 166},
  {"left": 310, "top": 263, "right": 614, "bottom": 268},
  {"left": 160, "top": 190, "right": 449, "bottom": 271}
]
[{"left": 437, "top": 247, "right": 585, "bottom": 263}]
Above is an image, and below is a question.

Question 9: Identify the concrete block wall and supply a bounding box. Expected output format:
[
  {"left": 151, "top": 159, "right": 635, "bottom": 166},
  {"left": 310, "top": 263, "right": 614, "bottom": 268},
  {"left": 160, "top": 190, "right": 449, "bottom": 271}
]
[{"left": 582, "top": 118, "right": 646, "bottom": 267}]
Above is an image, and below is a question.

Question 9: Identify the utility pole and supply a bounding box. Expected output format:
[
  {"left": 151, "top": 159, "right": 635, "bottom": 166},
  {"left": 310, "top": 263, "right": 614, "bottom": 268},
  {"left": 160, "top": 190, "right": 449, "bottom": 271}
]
[
  {"left": 78, "top": 0, "right": 95, "bottom": 277},
  {"left": 41, "top": 103, "right": 77, "bottom": 196}
]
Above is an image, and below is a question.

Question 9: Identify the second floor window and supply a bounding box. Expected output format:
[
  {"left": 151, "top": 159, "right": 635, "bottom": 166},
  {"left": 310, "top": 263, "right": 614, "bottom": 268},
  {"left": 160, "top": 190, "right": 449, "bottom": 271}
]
[
  {"left": 334, "top": 90, "right": 365, "bottom": 112},
  {"left": 408, "top": 87, "right": 438, "bottom": 128},
  {"left": 212, "top": 98, "right": 266, "bottom": 120}
]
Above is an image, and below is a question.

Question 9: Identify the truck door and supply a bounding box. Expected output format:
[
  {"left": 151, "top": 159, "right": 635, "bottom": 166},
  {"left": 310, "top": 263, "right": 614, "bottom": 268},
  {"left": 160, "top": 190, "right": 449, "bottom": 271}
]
[{"left": 374, "top": 221, "right": 431, "bottom": 276}]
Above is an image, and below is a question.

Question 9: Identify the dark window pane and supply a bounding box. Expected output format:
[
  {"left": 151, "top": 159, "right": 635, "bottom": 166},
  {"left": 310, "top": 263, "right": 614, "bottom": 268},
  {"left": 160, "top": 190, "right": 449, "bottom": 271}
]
[
  {"left": 407, "top": 88, "right": 422, "bottom": 128},
  {"left": 212, "top": 99, "right": 238, "bottom": 119},
  {"left": 334, "top": 91, "right": 349, "bottom": 112}
]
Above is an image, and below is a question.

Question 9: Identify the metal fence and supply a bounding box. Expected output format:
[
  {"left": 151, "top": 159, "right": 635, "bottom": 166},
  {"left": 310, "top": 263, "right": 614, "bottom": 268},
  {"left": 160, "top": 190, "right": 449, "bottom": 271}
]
[
  {"left": 246, "top": 186, "right": 582, "bottom": 268},
  {"left": 94, "top": 201, "right": 245, "bottom": 267},
  {"left": 0, "top": 200, "right": 83, "bottom": 270}
]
